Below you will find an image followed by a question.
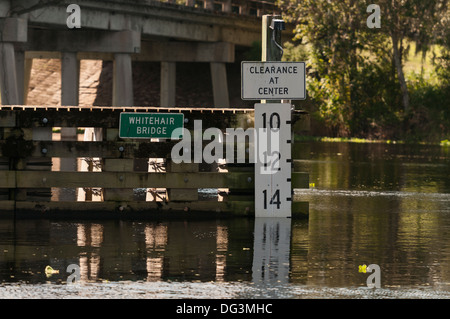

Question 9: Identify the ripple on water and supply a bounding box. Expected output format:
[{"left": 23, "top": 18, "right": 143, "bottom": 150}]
[{"left": 1, "top": 281, "right": 450, "bottom": 299}]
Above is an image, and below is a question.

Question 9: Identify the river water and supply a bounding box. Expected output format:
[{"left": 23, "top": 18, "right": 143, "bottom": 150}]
[{"left": 0, "top": 141, "right": 449, "bottom": 299}]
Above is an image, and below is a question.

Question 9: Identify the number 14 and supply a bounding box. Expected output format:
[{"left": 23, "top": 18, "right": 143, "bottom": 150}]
[{"left": 262, "top": 189, "right": 281, "bottom": 210}]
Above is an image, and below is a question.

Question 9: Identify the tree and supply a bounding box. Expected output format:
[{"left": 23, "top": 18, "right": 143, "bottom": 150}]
[
  {"left": 278, "top": 0, "right": 390, "bottom": 135},
  {"left": 277, "top": 0, "right": 449, "bottom": 137},
  {"left": 376, "top": 0, "right": 449, "bottom": 113}
]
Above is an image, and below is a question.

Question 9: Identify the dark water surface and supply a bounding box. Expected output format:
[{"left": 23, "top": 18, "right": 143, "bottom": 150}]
[{"left": 1, "top": 141, "right": 450, "bottom": 299}]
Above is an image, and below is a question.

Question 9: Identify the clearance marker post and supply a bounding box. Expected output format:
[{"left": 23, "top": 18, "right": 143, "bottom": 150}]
[
  {"left": 242, "top": 15, "right": 306, "bottom": 218},
  {"left": 241, "top": 62, "right": 306, "bottom": 101}
]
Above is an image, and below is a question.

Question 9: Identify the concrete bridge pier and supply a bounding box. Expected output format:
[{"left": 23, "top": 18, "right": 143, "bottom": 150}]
[
  {"left": 160, "top": 61, "right": 176, "bottom": 107},
  {"left": 204, "top": 0, "right": 214, "bottom": 10},
  {"left": 113, "top": 53, "right": 134, "bottom": 107},
  {"left": 223, "top": 0, "right": 232, "bottom": 13},
  {"left": 102, "top": 51, "right": 136, "bottom": 202},
  {"left": 14, "top": 50, "right": 32, "bottom": 105},
  {"left": 0, "top": 18, "right": 27, "bottom": 105},
  {"left": 0, "top": 42, "right": 19, "bottom": 105},
  {"left": 210, "top": 62, "right": 230, "bottom": 108},
  {"left": 60, "top": 51, "right": 80, "bottom": 201}
]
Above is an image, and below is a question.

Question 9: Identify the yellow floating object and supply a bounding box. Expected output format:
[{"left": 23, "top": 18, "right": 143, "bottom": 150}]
[{"left": 45, "top": 265, "right": 60, "bottom": 277}]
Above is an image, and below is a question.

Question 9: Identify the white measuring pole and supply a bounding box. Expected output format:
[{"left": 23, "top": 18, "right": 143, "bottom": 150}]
[
  {"left": 254, "top": 103, "right": 292, "bottom": 217},
  {"left": 254, "top": 15, "right": 292, "bottom": 218}
]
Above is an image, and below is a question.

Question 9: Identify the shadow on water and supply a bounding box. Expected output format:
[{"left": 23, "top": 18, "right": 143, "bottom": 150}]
[{"left": 1, "top": 141, "right": 450, "bottom": 298}]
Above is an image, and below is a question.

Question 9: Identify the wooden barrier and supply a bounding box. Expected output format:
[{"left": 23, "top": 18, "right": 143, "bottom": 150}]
[{"left": 0, "top": 105, "right": 309, "bottom": 219}]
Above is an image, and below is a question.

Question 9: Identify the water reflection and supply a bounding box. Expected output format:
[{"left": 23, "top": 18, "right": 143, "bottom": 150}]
[
  {"left": 215, "top": 225, "right": 228, "bottom": 282},
  {"left": 1, "top": 141, "right": 450, "bottom": 297},
  {"left": 252, "top": 218, "right": 291, "bottom": 285},
  {"left": 144, "top": 223, "right": 167, "bottom": 281},
  {"left": 76, "top": 223, "right": 103, "bottom": 282},
  {"left": 0, "top": 209, "right": 450, "bottom": 292}
]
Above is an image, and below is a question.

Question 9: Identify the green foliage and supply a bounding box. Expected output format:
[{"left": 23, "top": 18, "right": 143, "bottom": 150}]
[
  {"left": 406, "top": 71, "right": 450, "bottom": 142},
  {"left": 277, "top": 0, "right": 450, "bottom": 142}
]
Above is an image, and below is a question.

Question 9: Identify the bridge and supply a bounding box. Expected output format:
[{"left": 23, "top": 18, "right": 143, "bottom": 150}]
[
  {"left": 0, "top": 0, "right": 289, "bottom": 109},
  {"left": 0, "top": 0, "right": 309, "bottom": 215}
]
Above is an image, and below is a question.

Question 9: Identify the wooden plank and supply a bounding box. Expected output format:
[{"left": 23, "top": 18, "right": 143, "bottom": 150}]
[
  {"left": 2, "top": 128, "right": 33, "bottom": 140},
  {"left": 6, "top": 107, "right": 253, "bottom": 129},
  {"left": 0, "top": 201, "right": 15, "bottom": 218},
  {"left": 103, "top": 158, "right": 134, "bottom": 172},
  {"left": 103, "top": 158, "right": 135, "bottom": 201},
  {"left": 0, "top": 171, "right": 15, "bottom": 188},
  {"left": 167, "top": 189, "right": 198, "bottom": 201},
  {"left": 166, "top": 161, "right": 199, "bottom": 202},
  {"left": 0, "top": 158, "right": 9, "bottom": 170},
  {"left": 11, "top": 200, "right": 256, "bottom": 218},
  {"left": 0, "top": 140, "right": 175, "bottom": 158},
  {"left": 106, "top": 128, "right": 119, "bottom": 141},
  {"left": 0, "top": 112, "right": 16, "bottom": 127},
  {"left": 15, "top": 171, "right": 255, "bottom": 189},
  {"left": 0, "top": 140, "right": 263, "bottom": 160}
]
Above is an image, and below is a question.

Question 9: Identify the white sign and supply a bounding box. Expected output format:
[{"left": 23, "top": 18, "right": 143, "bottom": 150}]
[
  {"left": 241, "top": 62, "right": 306, "bottom": 100},
  {"left": 254, "top": 103, "right": 292, "bottom": 217}
]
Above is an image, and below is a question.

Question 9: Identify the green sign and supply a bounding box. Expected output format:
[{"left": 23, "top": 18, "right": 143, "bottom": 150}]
[{"left": 119, "top": 112, "right": 184, "bottom": 139}]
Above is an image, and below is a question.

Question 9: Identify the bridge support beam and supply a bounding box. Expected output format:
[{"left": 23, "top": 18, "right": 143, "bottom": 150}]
[
  {"left": 61, "top": 52, "right": 80, "bottom": 107},
  {"left": 204, "top": 0, "right": 214, "bottom": 10},
  {"left": 113, "top": 53, "right": 134, "bottom": 107},
  {"left": 223, "top": 0, "right": 232, "bottom": 13},
  {"left": 0, "top": 18, "right": 27, "bottom": 105},
  {"left": 0, "top": 43, "right": 19, "bottom": 105},
  {"left": 14, "top": 51, "right": 32, "bottom": 105},
  {"left": 210, "top": 62, "right": 229, "bottom": 108},
  {"left": 60, "top": 52, "right": 80, "bottom": 201},
  {"left": 160, "top": 62, "right": 176, "bottom": 107}
]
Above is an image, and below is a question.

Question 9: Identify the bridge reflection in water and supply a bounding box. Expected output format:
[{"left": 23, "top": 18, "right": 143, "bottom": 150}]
[
  {"left": 0, "top": 218, "right": 296, "bottom": 285},
  {"left": 1, "top": 196, "right": 450, "bottom": 290}
]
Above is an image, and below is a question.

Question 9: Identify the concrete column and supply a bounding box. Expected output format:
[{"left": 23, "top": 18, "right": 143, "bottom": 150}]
[
  {"left": 113, "top": 53, "right": 134, "bottom": 106},
  {"left": 0, "top": 17, "right": 28, "bottom": 105},
  {"left": 14, "top": 51, "right": 25, "bottom": 105},
  {"left": 223, "top": 0, "right": 232, "bottom": 13},
  {"left": 61, "top": 52, "right": 79, "bottom": 143},
  {"left": 13, "top": 51, "right": 32, "bottom": 105},
  {"left": 0, "top": 2, "right": 10, "bottom": 17},
  {"left": 204, "top": 0, "right": 214, "bottom": 10},
  {"left": 240, "top": 2, "right": 249, "bottom": 15},
  {"left": 23, "top": 58, "right": 32, "bottom": 104},
  {"left": 111, "top": 53, "right": 134, "bottom": 202},
  {"left": 0, "top": 43, "right": 19, "bottom": 105},
  {"left": 60, "top": 52, "right": 80, "bottom": 201},
  {"left": 210, "top": 62, "right": 229, "bottom": 108},
  {"left": 61, "top": 52, "right": 79, "bottom": 107},
  {"left": 185, "top": 0, "right": 195, "bottom": 6},
  {"left": 160, "top": 62, "right": 176, "bottom": 107}
]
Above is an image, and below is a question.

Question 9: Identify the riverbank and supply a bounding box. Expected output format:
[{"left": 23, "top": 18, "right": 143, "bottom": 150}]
[{"left": 294, "top": 135, "right": 450, "bottom": 147}]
